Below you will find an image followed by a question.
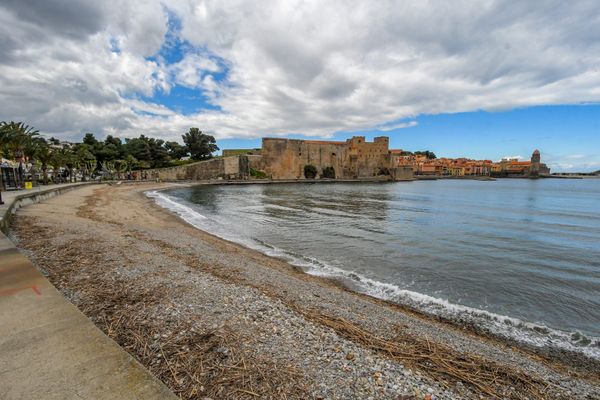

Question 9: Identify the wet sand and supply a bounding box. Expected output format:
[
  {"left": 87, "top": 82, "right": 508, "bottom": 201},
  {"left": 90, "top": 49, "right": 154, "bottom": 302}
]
[{"left": 11, "top": 183, "right": 600, "bottom": 399}]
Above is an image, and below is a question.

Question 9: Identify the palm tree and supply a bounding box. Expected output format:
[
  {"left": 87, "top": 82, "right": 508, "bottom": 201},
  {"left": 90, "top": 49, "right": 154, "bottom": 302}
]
[
  {"left": 34, "top": 140, "right": 53, "bottom": 185},
  {"left": 0, "top": 122, "right": 9, "bottom": 203},
  {"left": 0, "top": 121, "right": 40, "bottom": 188},
  {"left": 101, "top": 161, "right": 116, "bottom": 180},
  {"left": 114, "top": 159, "right": 128, "bottom": 179},
  {"left": 59, "top": 148, "right": 76, "bottom": 183},
  {"left": 1, "top": 121, "right": 39, "bottom": 159},
  {"left": 50, "top": 149, "right": 66, "bottom": 183},
  {"left": 74, "top": 146, "right": 96, "bottom": 182},
  {"left": 0, "top": 122, "right": 12, "bottom": 157},
  {"left": 83, "top": 158, "right": 97, "bottom": 181}
]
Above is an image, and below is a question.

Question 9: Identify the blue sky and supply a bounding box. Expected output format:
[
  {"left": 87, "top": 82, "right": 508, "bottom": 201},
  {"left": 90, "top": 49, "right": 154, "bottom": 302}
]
[
  {"left": 2, "top": 1, "right": 600, "bottom": 171},
  {"left": 218, "top": 105, "right": 600, "bottom": 171}
]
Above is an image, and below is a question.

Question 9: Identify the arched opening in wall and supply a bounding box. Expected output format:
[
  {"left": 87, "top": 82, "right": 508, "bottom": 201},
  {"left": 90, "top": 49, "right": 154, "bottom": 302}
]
[
  {"left": 322, "top": 166, "right": 335, "bottom": 179},
  {"left": 304, "top": 164, "right": 317, "bottom": 179},
  {"left": 331, "top": 152, "right": 336, "bottom": 156}
]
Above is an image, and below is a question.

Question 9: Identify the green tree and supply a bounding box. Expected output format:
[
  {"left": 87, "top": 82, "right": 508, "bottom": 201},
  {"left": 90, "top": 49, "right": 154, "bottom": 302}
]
[
  {"left": 114, "top": 159, "right": 129, "bottom": 179},
  {"left": 59, "top": 148, "right": 76, "bottom": 183},
  {"left": 0, "top": 121, "right": 40, "bottom": 187},
  {"left": 34, "top": 139, "right": 53, "bottom": 185},
  {"left": 50, "top": 148, "right": 66, "bottom": 183},
  {"left": 124, "top": 154, "right": 139, "bottom": 171},
  {"left": 123, "top": 135, "right": 170, "bottom": 168},
  {"left": 182, "top": 128, "right": 218, "bottom": 160},
  {"left": 101, "top": 161, "right": 116, "bottom": 180},
  {"left": 124, "top": 136, "right": 152, "bottom": 163},
  {"left": 165, "top": 141, "right": 188, "bottom": 159},
  {"left": 0, "top": 121, "right": 39, "bottom": 160},
  {"left": 147, "top": 137, "right": 170, "bottom": 168},
  {"left": 74, "top": 143, "right": 97, "bottom": 181},
  {"left": 94, "top": 135, "right": 123, "bottom": 163},
  {"left": 82, "top": 133, "right": 98, "bottom": 147},
  {"left": 414, "top": 150, "right": 437, "bottom": 160}
]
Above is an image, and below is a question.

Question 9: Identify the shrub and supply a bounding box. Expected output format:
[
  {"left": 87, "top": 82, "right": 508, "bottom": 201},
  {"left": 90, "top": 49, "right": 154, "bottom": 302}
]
[
  {"left": 304, "top": 164, "right": 317, "bottom": 179},
  {"left": 322, "top": 166, "right": 335, "bottom": 179},
  {"left": 250, "top": 168, "right": 267, "bottom": 179}
]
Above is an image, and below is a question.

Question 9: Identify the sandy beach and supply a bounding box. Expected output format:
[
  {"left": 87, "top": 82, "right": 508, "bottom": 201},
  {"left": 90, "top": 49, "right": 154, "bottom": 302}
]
[{"left": 10, "top": 183, "right": 600, "bottom": 400}]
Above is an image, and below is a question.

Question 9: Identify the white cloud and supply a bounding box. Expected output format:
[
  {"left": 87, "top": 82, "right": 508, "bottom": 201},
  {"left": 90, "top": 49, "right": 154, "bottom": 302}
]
[
  {"left": 499, "top": 155, "right": 524, "bottom": 161},
  {"left": 377, "top": 121, "right": 418, "bottom": 131},
  {"left": 544, "top": 153, "right": 600, "bottom": 173},
  {"left": 1, "top": 0, "right": 600, "bottom": 144},
  {"left": 169, "top": 53, "right": 222, "bottom": 90}
]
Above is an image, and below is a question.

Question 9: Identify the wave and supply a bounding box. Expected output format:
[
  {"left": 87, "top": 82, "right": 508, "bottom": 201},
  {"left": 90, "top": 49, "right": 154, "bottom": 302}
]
[{"left": 146, "top": 189, "right": 600, "bottom": 360}]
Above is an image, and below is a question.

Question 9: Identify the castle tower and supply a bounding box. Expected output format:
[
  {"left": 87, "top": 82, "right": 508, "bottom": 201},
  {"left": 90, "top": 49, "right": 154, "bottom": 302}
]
[{"left": 530, "top": 149, "right": 541, "bottom": 176}]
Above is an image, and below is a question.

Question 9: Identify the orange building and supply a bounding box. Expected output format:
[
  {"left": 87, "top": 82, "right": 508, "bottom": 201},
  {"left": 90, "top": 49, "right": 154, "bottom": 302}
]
[{"left": 491, "top": 151, "right": 550, "bottom": 176}]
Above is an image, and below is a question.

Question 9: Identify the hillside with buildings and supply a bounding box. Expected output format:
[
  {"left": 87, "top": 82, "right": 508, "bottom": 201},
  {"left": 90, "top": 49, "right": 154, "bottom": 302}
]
[
  {"left": 393, "top": 148, "right": 550, "bottom": 177},
  {"left": 215, "top": 136, "right": 550, "bottom": 181}
]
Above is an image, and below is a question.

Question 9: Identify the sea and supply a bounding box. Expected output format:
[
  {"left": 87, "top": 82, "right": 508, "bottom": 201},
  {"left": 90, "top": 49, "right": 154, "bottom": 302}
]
[{"left": 147, "top": 178, "right": 600, "bottom": 359}]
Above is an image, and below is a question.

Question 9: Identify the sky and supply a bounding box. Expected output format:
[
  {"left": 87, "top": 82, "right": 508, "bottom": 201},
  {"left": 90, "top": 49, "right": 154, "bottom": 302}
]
[{"left": 1, "top": 1, "right": 599, "bottom": 172}]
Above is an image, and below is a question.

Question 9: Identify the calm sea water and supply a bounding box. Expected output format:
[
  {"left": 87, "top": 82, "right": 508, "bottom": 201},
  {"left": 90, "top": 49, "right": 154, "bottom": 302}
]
[{"left": 148, "top": 179, "right": 600, "bottom": 358}]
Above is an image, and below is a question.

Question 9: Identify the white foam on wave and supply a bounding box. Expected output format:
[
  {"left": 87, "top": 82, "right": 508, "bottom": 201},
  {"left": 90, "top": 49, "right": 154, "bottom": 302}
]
[
  {"left": 147, "top": 190, "right": 207, "bottom": 225},
  {"left": 147, "top": 190, "right": 600, "bottom": 360}
]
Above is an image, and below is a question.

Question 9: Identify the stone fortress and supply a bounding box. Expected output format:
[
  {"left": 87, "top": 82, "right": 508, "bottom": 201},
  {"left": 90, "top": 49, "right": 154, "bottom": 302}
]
[
  {"left": 142, "top": 136, "right": 548, "bottom": 182},
  {"left": 146, "top": 136, "right": 414, "bottom": 181},
  {"left": 260, "top": 136, "right": 413, "bottom": 180}
]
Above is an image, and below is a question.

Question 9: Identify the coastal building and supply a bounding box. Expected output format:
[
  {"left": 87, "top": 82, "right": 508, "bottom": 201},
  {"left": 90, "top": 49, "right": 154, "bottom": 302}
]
[
  {"left": 393, "top": 155, "right": 493, "bottom": 177},
  {"left": 143, "top": 138, "right": 548, "bottom": 182},
  {"left": 260, "top": 136, "right": 413, "bottom": 180},
  {"left": 141, "top": 135, "right": 412, "bottom": 181},
  {"left": 491, "top": 150, "right": 550, "bottom": 177},
  {"left": 387, "top": 149, "right": 547, "bottom": 178}
]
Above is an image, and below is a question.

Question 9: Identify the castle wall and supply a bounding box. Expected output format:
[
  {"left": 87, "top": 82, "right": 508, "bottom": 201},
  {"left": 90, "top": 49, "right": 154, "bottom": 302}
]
[
  {"left": 137, "top": 156, "right": 252, "bottom": 181},
  {"left": 261, "top": 136, "right": 394, "bottom": 179},
  {"left": 133, "top": 136, "right": 415, "bottom": 182}
]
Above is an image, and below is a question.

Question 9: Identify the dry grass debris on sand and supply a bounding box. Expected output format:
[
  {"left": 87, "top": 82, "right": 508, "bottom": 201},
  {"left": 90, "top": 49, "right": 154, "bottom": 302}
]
[{"left": 11, "top": 183, "right": 600, "bottom": 400}]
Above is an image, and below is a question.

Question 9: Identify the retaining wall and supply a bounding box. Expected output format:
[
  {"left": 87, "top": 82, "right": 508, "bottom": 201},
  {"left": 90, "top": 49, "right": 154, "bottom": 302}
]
[{"left": 0, "top": 183, "right": 177, "bottom": 399}]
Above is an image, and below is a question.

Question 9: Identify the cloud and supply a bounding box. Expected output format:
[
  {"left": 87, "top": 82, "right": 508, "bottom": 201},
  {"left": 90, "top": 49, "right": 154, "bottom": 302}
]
[
  {"left": 499, "top": 155, "right": 524, "bottom": 162},
  {"left": 543, "top": 153, "right": 600, "bottom": 173},
  {"left": 376, "top": 121, "right": 418, "bottom": 131},
  {"left": 1, "top": 0, "right": 600, "bottom": 143}
]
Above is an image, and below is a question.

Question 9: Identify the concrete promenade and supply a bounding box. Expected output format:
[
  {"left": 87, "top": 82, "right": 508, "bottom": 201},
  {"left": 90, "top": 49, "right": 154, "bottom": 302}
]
[{"left": 0, "top": 183, "right": 176, "bottom": 400}]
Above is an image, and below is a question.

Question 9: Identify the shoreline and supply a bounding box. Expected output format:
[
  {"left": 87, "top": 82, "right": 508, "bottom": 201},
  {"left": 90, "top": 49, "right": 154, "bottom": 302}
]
[
  {"left": 146, "top": 184, "right": 600, "bottom": 369},
  {"left": 10, "top": 183, "right": 600, "bottom": 399}
]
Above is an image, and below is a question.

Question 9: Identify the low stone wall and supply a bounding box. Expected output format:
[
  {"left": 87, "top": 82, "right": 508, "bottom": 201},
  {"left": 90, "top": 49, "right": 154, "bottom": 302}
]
[
  {"left": 133, "top": 154, "right": 413, "bottom": 183},
  {"left": 0, "top": 183, "right": 177, "bottom": 400},
  {"left": 390, "top": 166, "right": 414, "bottom": 181},
  {"left": 136, "top": 156, "right": 254, "bottom": 182},
  {"left": 0, "top": 183, "right": 98, "bottom": 234}
]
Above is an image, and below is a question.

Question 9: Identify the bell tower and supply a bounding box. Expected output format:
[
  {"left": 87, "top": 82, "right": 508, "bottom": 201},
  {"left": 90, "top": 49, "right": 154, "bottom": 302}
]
[{"left": 530, "top": 149, "right": 541, "bottom": 176}]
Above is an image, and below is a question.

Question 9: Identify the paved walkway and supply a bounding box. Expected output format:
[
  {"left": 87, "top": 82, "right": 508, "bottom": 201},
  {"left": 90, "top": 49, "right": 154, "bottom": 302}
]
[
  {"left": 0, "top": 183, "right": 176, "bottom": 400},
  {"left": 0, "top": 183, "right": 91, "bottom": 230}
]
